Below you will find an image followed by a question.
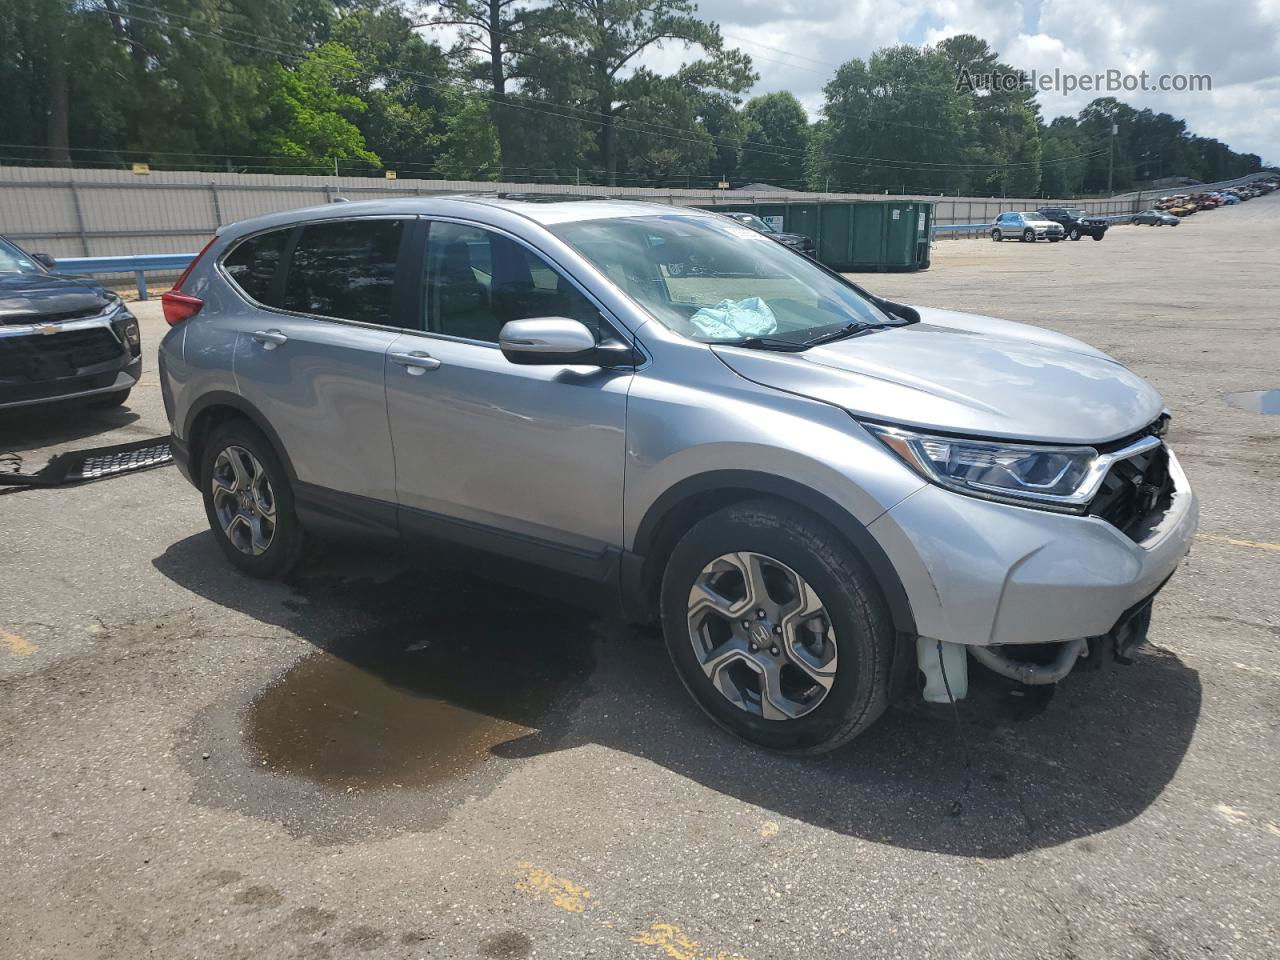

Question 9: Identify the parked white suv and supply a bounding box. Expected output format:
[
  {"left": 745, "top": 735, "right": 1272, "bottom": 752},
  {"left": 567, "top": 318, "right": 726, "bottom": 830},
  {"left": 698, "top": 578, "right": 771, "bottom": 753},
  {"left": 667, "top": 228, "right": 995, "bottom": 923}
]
[{"left": 158, "top": 197, "right": 1196, "bottom": 753}]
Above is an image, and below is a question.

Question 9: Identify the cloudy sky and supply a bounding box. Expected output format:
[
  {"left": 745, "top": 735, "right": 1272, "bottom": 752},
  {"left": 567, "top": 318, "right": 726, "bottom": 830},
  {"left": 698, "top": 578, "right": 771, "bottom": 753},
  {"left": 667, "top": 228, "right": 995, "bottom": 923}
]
[{"left": 647, "top": 0, "right": 1280, "bottom": 164}]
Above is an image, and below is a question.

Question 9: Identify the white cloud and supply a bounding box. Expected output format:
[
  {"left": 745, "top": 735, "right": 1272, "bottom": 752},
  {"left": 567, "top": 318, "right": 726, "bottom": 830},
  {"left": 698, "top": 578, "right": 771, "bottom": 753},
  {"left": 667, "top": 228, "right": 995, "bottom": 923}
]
[{"left": 675, "top": 0, "right": 1280, "bottom": 162}]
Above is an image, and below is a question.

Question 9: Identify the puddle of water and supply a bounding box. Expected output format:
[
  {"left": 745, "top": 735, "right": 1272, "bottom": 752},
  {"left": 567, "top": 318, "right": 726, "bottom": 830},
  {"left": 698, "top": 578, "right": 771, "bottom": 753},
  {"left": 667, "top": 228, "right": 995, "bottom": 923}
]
[
  {"left": 246, "top": 597, "right": 595, "bottom": 791},
  {"left": 1226, "top": 390, "right": 1280, "bottom": 414}
]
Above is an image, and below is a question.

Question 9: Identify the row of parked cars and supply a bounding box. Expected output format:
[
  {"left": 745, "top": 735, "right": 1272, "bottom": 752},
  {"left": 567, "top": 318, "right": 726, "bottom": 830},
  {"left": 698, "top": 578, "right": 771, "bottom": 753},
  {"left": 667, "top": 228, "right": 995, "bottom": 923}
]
[
  {"left": 993, "top": 177, "right": 1280, "bottom": 241},
  {"left": 991, "top": 207, "right": 1110, "bottom": 242},
  {"left": 1150, "top": 178, "right": 1279, "bottom": 218}
]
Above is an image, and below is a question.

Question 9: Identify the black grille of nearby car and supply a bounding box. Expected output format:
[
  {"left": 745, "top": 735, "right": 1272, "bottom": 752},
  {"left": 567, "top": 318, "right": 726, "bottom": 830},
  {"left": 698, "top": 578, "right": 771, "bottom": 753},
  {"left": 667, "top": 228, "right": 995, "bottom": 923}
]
[
  {"left": 0, "top": 305, "right": 104, "bottom": 325},
  {"left": 0, "top": 328, "right": 123, "bottom": 380},
  {"left": 1088, "top": 441, "right": 1174, "bottom": 539}
]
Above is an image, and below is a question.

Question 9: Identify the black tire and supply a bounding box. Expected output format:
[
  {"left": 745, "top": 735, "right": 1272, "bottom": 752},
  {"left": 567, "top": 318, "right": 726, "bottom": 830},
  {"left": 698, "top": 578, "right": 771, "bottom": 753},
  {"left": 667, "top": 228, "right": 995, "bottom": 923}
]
[
  {"left": 991, "top": 229, "right": 1002, "bottom": 242},
  {"left": 1070, "top": 228, "right": 1082, "bottom": 240},
  {"left": 659, "top": 499, "right": 895, "bottom": 754},
  {"left": 89, "top": 388, "right": 131, "bottom": 409},
  {"left": 199, "top": 418, "right": 303, "bottom": 578},
  {"left": 1091, "top": 232, "right": 1104, "bottom": 241},
  {"left": 1021, "top": 228, "right": 1035, "bottom": 242}
]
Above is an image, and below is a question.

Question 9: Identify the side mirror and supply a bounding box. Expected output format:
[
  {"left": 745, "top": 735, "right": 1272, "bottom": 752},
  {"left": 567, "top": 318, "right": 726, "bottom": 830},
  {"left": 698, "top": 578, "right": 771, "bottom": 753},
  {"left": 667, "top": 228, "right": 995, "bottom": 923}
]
[
  {"left": 33, "top": 252, "right": 57, "bottom": 269},
  {"left": 499, "top": 317, "right": 635, "bottom": 367}
]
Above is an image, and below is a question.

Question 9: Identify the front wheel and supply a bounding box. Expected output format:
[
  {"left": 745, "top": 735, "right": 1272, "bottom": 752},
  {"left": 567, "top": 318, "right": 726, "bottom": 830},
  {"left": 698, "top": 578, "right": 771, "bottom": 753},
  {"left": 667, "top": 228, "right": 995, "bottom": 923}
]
[
  {"left": 200, "top": 419, "right": 303, "bottom": 578},
  {"left": 991, "top": 228, "right": 1002, "bottom": 242},
  {"left": 660, "top": 500, "right": 894, "bottom": 753},
  {"left": 1022, "top": 228, "right": 1035, "bottom": 242}
]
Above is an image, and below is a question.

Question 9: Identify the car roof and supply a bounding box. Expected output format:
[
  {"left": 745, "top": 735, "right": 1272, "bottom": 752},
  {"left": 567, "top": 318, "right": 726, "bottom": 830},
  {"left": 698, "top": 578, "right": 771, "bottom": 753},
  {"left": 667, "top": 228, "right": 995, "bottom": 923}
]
[{"left": 216, "top": 194, "right": 701, "bottom": 241}]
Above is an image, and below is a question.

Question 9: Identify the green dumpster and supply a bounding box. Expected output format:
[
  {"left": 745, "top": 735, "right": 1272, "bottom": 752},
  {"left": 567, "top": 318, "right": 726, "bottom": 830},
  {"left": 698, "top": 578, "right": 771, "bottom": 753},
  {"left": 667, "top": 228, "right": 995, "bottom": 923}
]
[{"left": 696, "top": 199, "right": 932, "bottom": 272}]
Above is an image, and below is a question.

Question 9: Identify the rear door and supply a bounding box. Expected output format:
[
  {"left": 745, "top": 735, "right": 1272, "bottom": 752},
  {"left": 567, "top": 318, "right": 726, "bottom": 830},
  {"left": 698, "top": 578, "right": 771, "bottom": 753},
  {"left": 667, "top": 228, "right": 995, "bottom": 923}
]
[{"left": 229, "top": 217, "right": 411, "bottom": 512}]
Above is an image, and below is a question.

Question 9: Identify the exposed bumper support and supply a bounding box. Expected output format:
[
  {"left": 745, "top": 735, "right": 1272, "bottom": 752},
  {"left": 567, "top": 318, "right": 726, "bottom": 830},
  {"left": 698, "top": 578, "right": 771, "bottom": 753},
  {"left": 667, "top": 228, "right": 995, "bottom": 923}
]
[{"left": 968, "top": 637, "right": 1088, "bottom": 685}]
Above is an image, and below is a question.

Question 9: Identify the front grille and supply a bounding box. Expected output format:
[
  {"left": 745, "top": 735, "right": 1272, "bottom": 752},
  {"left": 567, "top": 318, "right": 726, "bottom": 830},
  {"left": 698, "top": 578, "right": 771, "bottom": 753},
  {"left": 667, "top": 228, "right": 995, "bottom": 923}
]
[
  {"left": 0, "top": 328, "right": 123, "bottom": 381},
  {"left": 0, "top": 305, "right": 104, "bottom": 326},
  {"left": 1088, "top": 442, "right": 1174, "bottom": 539}
]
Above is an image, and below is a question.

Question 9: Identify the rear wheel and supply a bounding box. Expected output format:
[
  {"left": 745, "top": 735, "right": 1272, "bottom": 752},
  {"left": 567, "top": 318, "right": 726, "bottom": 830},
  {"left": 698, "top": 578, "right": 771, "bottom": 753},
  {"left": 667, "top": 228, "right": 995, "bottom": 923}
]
[
  {"left": 660, "top": 500, "right": 894, "bottom": 753},
  {"left": 1070, "top": 227, "right": 1082, "bottom": 240},
  {"left": 200, "top": 419, "right": 303, "bottom": 578}
]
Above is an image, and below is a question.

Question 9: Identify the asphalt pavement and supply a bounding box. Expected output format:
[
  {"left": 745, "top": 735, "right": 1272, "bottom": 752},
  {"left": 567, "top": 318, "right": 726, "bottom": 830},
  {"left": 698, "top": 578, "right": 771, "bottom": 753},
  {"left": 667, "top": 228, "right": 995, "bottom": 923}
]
[{"left": 1, "top": 196, "right": 1277, "bottom": 959}]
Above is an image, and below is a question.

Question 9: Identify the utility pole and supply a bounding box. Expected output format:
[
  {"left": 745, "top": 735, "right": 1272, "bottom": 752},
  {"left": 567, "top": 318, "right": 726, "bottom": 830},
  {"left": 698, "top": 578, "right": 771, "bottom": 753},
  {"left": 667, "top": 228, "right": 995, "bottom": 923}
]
[{"left": 1107, "top": 122, "right": 1117, "bottom": 194}]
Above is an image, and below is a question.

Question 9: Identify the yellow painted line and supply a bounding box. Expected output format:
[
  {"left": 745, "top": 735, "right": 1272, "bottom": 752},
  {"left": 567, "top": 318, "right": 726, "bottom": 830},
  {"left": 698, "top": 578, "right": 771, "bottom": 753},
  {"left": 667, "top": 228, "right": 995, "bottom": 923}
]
[
  {"left": 514, "top": 863, "right": 593, "bottom": 913},
  {"left": 1, "top": 632, "right": 36, "bottom": 657},
  {"left": 513, "top": 863, "right": 752, "bottom": 959},
  {"left": 632, "top": 923, "right": 750, "bottom": 960},
  {"left": 1196, "top": 533, "right": 1280, "bottom": 553}
]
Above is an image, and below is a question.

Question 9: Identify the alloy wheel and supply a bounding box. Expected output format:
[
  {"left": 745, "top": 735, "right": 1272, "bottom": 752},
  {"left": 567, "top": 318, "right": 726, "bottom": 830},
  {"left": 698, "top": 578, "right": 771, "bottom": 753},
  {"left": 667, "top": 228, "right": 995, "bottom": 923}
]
[
  {"left": 686, "top": 552, "right": 838, "bottom": 720},
  {"left": 210, "top": 444, "right": 277, "bottom": 556}
]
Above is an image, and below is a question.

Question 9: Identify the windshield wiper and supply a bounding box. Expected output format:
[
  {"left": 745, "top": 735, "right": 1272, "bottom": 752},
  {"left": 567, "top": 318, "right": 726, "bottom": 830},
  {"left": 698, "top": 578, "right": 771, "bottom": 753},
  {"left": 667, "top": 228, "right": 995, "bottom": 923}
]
[
  {"left": 724, "top": 336, "right": 811, "bottom": 352},
  {"left": 803, "top": 323, "right": 867, "bottom": 346}
]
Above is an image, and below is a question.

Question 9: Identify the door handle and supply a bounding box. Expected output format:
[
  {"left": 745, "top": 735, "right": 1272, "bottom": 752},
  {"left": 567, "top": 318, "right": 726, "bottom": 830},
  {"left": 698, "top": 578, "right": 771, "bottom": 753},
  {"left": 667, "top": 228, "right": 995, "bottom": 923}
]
[
  {"left": 252, "top": 329, "right": 288, "bottom": 349},
  {"left": 390, "top": 350, "right": 442, "bottom": 374}
]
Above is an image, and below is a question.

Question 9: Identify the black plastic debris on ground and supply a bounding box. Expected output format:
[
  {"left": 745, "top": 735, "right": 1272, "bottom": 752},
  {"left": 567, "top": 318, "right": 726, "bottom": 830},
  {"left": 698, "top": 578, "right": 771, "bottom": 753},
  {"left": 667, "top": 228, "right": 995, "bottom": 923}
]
[{"left": 0, "top": 436, "right": 172, "bottom": 488}]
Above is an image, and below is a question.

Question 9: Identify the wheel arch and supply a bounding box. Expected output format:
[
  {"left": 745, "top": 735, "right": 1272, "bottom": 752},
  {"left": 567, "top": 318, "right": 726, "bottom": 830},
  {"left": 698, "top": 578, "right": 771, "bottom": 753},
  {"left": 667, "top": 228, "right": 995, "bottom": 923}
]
[
  {"left": 183, "top": 391, "right": 298, "bottom": 485},
  {"left": 625, "top": 470, "right": 916, "bottom": 642}
]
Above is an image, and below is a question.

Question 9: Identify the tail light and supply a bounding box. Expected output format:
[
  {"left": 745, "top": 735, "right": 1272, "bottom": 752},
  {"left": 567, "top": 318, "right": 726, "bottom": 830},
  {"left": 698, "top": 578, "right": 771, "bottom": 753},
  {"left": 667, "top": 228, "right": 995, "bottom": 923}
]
[{"left": 161, "top": 236, "right": 217, "bottom": 326}]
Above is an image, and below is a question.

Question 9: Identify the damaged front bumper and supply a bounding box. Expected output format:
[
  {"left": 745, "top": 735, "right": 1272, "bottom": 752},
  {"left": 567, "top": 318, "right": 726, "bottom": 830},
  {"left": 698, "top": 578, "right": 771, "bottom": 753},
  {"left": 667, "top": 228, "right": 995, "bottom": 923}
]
[{"left": 871, "top": 446, "right": 1196, "bottom": 702}]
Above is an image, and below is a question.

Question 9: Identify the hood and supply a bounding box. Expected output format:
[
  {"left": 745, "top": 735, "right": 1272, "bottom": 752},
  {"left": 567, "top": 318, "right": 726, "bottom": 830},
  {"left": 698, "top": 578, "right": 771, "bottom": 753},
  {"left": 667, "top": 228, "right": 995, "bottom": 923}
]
[
  {"left": 0, "top": 272, "right": 113, "bottom": 324},
  {"left": 711, "top": 306, "right": 1164, "bottom": 445}
]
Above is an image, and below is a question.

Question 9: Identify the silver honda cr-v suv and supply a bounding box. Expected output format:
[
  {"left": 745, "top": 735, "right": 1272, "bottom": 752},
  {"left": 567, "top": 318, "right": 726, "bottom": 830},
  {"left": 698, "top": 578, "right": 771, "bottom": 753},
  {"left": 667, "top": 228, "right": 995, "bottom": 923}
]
[{"left": 158, "top": 197, "right": 1197, "bottom": 753}]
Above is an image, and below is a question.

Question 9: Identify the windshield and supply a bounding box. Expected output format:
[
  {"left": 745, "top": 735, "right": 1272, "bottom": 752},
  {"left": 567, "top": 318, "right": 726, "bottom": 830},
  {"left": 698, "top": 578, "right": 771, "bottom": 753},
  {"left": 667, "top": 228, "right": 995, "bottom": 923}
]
[
  {"left": 548, "top": 214, "right": 895, "bottom": 345},
  {"left": 1064, "top": 208, "right": 1087, "bottom": 218},
  {"left": 0, "top": 237, "right": 45, "bottom": 275}
]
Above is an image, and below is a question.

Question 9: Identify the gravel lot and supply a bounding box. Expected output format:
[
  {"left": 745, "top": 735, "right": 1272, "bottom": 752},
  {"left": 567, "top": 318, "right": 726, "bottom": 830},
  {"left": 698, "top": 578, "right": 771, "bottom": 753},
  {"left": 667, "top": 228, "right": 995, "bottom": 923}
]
[{"left": 1, "top": 197, "right": 1277, "bottom": 960}]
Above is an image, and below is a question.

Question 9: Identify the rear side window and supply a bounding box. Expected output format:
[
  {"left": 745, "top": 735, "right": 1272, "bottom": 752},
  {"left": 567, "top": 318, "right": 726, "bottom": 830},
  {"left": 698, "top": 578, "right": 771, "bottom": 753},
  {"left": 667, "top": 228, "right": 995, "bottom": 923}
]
[
  {"left": 222, "top": 228, "right": 291, "bottom": 305},
  {"left": 283, "top": 219, "right": 403, "bottom": 325}
]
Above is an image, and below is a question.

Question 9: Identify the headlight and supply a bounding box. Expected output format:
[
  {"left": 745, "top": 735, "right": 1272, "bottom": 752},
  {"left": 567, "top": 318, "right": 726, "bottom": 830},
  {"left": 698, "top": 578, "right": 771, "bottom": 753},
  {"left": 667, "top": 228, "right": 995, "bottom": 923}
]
[{"left": 864, "top": 423, "right": 1106, "bottom": 511}]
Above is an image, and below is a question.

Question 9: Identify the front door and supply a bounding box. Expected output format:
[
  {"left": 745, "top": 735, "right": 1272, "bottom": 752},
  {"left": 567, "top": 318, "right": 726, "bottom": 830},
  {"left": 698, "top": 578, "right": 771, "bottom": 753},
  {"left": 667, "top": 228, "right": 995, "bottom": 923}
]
[{"left": 385, "top": 219, "right": 632, "bottom": 577}]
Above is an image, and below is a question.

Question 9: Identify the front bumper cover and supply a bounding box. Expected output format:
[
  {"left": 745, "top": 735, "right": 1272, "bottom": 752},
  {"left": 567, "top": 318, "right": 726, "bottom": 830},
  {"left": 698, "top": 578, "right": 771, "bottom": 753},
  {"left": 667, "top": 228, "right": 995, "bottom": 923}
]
[{"left": 868, "top": 446, "right": 1197, "bottom": 648}]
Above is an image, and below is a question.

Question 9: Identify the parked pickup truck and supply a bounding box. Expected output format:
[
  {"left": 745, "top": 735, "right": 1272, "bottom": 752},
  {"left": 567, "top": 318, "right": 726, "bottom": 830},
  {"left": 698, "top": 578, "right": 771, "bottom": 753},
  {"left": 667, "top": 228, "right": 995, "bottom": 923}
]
[{"left": 1037, "top": 207, "right": 1109, "bottom": 241}]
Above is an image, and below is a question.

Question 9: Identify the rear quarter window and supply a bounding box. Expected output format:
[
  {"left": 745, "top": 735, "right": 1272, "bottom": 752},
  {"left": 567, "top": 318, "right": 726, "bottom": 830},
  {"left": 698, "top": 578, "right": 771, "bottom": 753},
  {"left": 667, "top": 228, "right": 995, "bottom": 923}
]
[
  {"left": 282, "top": 218, "right": 404, "bottom": 325},
  {"left": 222, "top": 228, "right": 291, "bottom": 305}
]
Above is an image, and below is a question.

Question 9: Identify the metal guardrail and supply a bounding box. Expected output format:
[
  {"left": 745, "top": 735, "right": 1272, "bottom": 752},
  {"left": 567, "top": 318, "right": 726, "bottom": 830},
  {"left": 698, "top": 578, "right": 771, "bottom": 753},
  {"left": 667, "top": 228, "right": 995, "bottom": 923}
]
[{"left": 54, "top": 253, "right": 195, "bottom": 300}]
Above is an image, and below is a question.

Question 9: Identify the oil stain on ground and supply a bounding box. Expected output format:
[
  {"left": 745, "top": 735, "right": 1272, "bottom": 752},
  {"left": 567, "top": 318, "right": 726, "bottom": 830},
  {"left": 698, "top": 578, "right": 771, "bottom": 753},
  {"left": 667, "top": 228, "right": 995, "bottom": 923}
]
[
  {"left": 182, "top": 556, "right": 600, "bottom": 841},
  {"left": 246, "top": 602, "right": 594, "bottom": 791}
]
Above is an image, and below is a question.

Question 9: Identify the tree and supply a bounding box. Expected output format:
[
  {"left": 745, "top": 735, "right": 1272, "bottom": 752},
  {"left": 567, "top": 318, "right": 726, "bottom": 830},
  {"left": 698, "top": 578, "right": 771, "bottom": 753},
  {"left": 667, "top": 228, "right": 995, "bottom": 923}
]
[
  {"left": 1039, "top": 117, "right": 1087, "bottom": 197},
  {"left": 809, "top": 46, "right": 968, "bottom": 193},
  {"left": 739, "top": 92, "right": 809, "bottom": 187},
  {"left": 258, "top": 42, "right": 380, "bottom": 168},
  {"left": 938, "top": 35, "right": 1041, "bottom": 196},
  {"left": 546, "top": 0, "right": 754, "bottom": 185},
  {"left": 422, "top": 1, "right": 542, "bottom": 173},
  {"left": 332, "top": 3, "right": 454, "bottom": 172}
]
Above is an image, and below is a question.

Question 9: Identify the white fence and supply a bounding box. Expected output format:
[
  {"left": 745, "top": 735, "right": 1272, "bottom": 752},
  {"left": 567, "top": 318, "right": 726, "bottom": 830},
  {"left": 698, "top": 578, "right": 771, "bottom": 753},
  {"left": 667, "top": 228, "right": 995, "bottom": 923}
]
[
  {"left": 4, "top": 165, "right": 1269, "bottom": 260},
  {"left": 0, "top": 164, "right": 1179, "bottom": 260}
]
